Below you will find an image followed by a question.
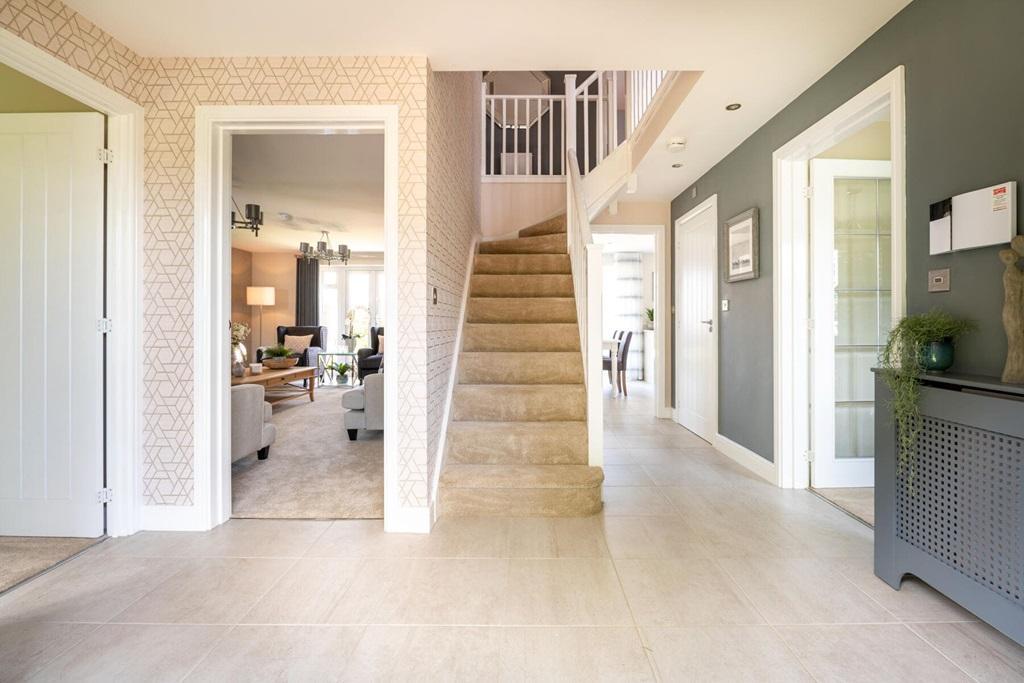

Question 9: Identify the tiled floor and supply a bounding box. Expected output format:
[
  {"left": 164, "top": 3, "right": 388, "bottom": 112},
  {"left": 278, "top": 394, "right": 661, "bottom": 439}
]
[
  {"left": 812, "top": 486, "right": 875, "bottom": 526},
  {"left": 2, "top": 382, "right": 1022, "bottom": 681}
]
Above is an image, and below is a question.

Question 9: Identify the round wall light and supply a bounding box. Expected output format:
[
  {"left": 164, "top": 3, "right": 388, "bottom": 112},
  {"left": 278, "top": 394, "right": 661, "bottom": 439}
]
[{"left": 671, "top": 162, "right": 683, "bottom": 169}]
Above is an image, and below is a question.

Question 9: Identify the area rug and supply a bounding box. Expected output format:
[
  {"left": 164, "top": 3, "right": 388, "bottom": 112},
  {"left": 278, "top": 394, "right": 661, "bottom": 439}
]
[
  {"left": 0, "top": 537, "right": 100, "bottom": 594},
  {"left": 232, "top": 385, "right": 384, "bottom": 519}
]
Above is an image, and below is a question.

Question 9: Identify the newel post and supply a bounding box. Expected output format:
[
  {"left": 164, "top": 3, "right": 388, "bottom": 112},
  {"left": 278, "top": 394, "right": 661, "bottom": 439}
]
[{"left": 564, "top": 74, "right": 577, "bottom": 175}]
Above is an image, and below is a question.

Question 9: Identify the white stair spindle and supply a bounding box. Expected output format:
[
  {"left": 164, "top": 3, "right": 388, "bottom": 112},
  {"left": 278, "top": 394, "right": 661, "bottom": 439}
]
[
  {"left": 548, "top": 97, "right": 554, "bottom": 176},
  {"left": 513, "top": 98, "right": 519, "bottom": 175}
]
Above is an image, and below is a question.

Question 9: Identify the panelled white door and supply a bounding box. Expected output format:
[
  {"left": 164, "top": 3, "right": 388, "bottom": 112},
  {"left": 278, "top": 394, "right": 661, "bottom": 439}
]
[
  {"left": 674, "top": 200, "right": 718, "bottom": 441},
  {"left": 0, "top": 113, "right": 106, "bottom": 537},
  {"left": 810, "top": 159, "right": 892, "bottom": 489}
]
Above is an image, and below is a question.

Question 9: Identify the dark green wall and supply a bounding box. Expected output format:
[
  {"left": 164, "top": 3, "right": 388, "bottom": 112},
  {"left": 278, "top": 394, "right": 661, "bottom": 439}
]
[{"left": 671, "top": 0, "right": 1024, "bottom": 462}]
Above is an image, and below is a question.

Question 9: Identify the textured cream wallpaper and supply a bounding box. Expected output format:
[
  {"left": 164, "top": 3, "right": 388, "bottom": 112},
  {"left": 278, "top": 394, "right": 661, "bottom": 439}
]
[
  {"left": 1, "top": 0, "right": 439, "bottom": 510},
  {"left": 425, "top": 71, "right": 481, "bottom": 500}
]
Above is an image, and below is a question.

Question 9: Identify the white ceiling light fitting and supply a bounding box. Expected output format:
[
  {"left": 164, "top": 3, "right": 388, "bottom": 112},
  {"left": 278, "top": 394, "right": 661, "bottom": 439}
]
[
  {"left": 667, "top": 137, "right": 687, "bottom": 153},
  {"left": 299, "top": 230, "right": 350, "bottom": 265}
]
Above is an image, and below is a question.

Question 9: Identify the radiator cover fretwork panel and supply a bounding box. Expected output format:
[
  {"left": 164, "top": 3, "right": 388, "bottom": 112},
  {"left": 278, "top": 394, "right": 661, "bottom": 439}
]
[{"left": 896, "top": 416, "right": 1023, "bottom": 606}]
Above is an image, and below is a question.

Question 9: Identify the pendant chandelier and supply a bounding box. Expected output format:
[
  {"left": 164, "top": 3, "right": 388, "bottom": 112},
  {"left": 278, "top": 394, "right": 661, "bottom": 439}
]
[
  {"left": 231, "top": 199, "right": 264, "bottom": 235},
  {"left": 300, "top": 230, "right": 351, "bottom": 265}
]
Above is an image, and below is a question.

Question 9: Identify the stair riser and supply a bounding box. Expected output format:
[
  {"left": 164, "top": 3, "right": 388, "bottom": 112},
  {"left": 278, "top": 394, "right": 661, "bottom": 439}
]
[
  {"left": 479, "top": 233, "right": 567, "bottom": 255},
  {"left": 470, "top": 274, "right": 573, "bottom": 298},
  {"left": 462, "top": 324, "right": 580, "bottom": 352},
  {"left": 473, "top": 254, "right": 570, "bottom": 275},
  {"left": 440, "top": 487, "right": 602, "bottom": 517},
  {"left": 452, "top": 386, "right": 585, "bottom": 422},
  {"left": 466, "top": 298, "right": 577, "bottom": 324},
  {"left": 446, "top": 423, "right": 588, "bottom": 465},
  {"left": 518, "top": 216, "right": 567, "bottom": 238},
  {"left": 458, "top": 352, "right": 582, "bottom": 385}
]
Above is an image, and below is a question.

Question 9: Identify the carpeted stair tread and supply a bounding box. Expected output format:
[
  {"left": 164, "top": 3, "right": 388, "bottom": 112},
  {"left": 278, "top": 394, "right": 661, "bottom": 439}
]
[
  {"left": 473, "top": 254, "right": 571, "bottom": 275},
  {"left": 452, "top": 384, "right": 585, "bottom": 422},
  {"left": 466, "top": 297, "right": 577, "bottom": 324},
  {"left": 446, "top": 421, "right": 588, "bottom": 465},
  {"left": 441, "top": 464, "right": 603, "bottom": 490},
  {"left": 518, "top": 214, "right": 567, "bottom": 238},
  {"left": 470, "top": 274, "right": 573, "bottom": 298},
  {"left": 458, "top": 351, "right": 582, "bottom": 384},
  {"left": 478, "top": 233, "right": 567, "bottom": 255},
  {"left": 462, "top": 323, "right": 580, "bottom": 352}
]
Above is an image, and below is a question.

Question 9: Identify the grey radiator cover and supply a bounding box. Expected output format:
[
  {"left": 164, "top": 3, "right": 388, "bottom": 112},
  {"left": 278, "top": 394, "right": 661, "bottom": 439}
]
[{"left": 874, "top": 371, "right": 1024, "bottom": 646}]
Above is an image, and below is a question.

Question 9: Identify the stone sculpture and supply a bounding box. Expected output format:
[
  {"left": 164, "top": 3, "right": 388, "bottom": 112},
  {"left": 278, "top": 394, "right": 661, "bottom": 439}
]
[{"left": 999, "top": 235, "right": 1024, "bottom": 383}]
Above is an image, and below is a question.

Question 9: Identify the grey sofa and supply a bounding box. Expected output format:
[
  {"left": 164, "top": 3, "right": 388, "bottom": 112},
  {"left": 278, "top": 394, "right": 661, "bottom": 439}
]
[
  {"left": 231, "top": 384, "right": 276, "bottom": 461},
  {"left": 343, "top": 371, "right": 383, "bottom": 440}
]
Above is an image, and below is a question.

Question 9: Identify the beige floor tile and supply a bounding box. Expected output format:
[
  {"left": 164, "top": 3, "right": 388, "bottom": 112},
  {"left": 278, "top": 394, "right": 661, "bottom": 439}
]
[
  {"left": 416, "top": 517, "right": 509, "bottom": 558},
  {"left": 240, "top": 558, "right": 363, "bottom": 624},
  {"left": 503, "top": 559, "right": 633, "bottom": 625},
  {"left": 186, "top": 625, "right": 364, "bottom": 682},
  {"left": 716, "top": 557, "right": 896, "bottom": 625},
  {"left": 499, "top": 626, "right": 654, "bottom": 681},
  {"left": 173, "top": 518, "right": 332, "bottom": 558},
  {"left": 602, "top": 516, "right": 708, "bottom": 559},
  {"left": 641, "top": 461, "right": 738, "bottom": 488},
  {"left": 684, "top": 514, "right": 808, "bottom": 559},
  {"left": 616, "top": 449, "right": 691, "bottom": 465},
  {"left": 110, "top": 558, "right": 294, "bottom": 624},
  {"left": 836, "top": 557, "right": 978, "bottom": 623},
  {"left": 909, "top": 621, "right": 1024, "bottom": 682},
  {"left": 34, "top": 624, "right": 227, "bottom": 682},
  {"left": 0, "top": 556, "right": 187, "bottom": 624},
  {"left": 304, "top": 520, "right": 428, "bottom": 558},
  {"left": 603, "top": 449, "right": 637, "bottom": 465},
  {"left": 602, "top": 465, "right": 655, "bottom": 486},
  {"left": 778, "top": 510, "right": 874, "bottom": 559},
  {"left": 0, "top": 620, "right": 98, "bottom": 681},
  {"left": 316, "top": 558, "right": 413, "bottom": 624},
  {"left": 776, "top": 623, "right": 973, "bottom": 682},
  {"left": 84, "top": 531, "right": 194, "bottom": 559},
  {"left": 344, "top": 625, "right": 500, "bottom": 681},
  {"left": 505, "top": 517, "right": 608, "bottom": 558},
  {"left": 615, "top": 558, "right": 763, "bottom": 627},
  {"left": 601, "top": 486, "right": 677, "bottom": 516},
  {"left": 376, "top": 559, "right": 509, "bottom": 625},
  {"left": 644, "top": 626, "right": 814, "bottom": 682}
]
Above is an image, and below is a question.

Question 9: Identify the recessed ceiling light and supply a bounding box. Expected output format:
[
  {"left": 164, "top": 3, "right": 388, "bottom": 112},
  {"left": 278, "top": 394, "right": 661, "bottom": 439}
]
[
  {"left": 725, "top": 103, "right": 742, "bottom": 111},
  {"left": 672, "top": 162, "right": 683, "bottom": 169}
]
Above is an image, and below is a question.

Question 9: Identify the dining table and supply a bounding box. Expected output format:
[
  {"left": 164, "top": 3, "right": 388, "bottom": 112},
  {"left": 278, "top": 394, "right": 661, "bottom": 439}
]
[{"left": 602, "top": 338, "right": 621, "bottom": 394}]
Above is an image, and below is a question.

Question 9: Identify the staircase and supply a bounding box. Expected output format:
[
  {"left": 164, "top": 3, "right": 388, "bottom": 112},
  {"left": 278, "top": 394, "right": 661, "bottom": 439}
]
[{"left": 438, "top": 214, "right": 604, "bottom": 516}]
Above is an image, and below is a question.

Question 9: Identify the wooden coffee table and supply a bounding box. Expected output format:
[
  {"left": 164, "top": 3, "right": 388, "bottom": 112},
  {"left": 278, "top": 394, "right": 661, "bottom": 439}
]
[{"left": 231, "top": 366, "right": 316, "bottom": 405}]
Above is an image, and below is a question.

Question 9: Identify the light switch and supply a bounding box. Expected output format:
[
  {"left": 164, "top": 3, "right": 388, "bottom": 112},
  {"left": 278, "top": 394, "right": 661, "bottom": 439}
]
[
  {"left": 720, "top": 299, "right": 730, "bottom": 312},
  {"left": 928, "top": 268, "right": 951, "bottom": 293}
]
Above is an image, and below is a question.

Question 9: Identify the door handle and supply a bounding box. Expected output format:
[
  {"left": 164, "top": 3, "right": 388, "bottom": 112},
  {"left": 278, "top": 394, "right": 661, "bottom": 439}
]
[{"left": 700, "top": 319, "right": 713, "bottom": 333}]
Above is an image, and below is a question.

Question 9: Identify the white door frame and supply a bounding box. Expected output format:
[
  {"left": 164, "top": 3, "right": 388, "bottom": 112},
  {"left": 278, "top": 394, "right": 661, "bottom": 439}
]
[
  {"left": 590, "top": 223, "right": 671, "bottom": 419},
  {"left": 673, "top": 195, "right": 718, "bottom": 440},
  {"left": 0, "top": 31, "right": 144, "bottom": 537},
  {"left": 188, "top": 104, "right": 400, "bottom": 532},
  {"left": 772, "top": 66, "right": 906, "bottom": 489}
]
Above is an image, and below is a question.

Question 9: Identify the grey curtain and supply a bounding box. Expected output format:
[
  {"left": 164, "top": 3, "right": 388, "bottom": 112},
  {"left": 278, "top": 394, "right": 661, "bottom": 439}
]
[{"left": 295, "top": 258, "right": 319, "bottom": 326}]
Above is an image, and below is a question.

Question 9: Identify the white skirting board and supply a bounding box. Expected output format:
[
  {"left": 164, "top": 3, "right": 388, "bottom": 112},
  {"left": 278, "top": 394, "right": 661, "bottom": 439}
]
[{"left": 712, "top": 433, "right": 777, "bottom": 484}]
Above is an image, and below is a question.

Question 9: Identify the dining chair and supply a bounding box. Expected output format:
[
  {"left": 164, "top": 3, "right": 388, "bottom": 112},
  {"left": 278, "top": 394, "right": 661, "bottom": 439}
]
[{"left": 618, "top": 331, "right": 633, "bottom": 396}]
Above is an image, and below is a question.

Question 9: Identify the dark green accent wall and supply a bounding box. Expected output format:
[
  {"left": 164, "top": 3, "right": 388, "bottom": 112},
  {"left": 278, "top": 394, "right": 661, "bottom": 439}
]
[{"left": 671, "top": 0, "right": 1024, "bottom": 462}]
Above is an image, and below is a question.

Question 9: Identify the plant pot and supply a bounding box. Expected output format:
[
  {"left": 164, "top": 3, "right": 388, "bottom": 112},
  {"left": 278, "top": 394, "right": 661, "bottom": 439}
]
[
  {"left": 263, "top": 356, "right": 299, "bottom": 370},
  {"left": 919, "top": 338, "right": 955, "bottom": 373}
]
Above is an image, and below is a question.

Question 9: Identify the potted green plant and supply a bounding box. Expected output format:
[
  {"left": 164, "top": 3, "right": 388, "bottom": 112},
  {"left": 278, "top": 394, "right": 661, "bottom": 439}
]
[
  {"left": 325, "top": 361, "right": 352, "bottom": 384},
  {"left": 880, "top": 309, "right": 974, "bottom": 470},
  {"left": 261, "top": 343, "right": 299, "bottom": 370},
  {"left": 644, "top": 307, "right": 655, "bottom": 330}
]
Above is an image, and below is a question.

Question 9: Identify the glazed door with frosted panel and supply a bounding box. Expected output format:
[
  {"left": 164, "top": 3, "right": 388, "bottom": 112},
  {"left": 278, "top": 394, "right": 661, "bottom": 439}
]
[{"left": 810, "top": 159, "right": 892, "bottom": 489}]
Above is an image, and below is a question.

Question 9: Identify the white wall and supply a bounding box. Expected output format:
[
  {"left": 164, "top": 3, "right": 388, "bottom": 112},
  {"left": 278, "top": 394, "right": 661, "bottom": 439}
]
[{"left": 480, "top": 180, "right": 565, "bottom": 239}]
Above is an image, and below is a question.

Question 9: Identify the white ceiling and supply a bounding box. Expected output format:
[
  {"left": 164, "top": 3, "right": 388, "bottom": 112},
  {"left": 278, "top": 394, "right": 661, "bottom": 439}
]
[
  {"left": 230, "top": 132, "right": 384, "bottom": 254},
  {"left": 594, "top": 233, "right": 656, "bottom": 254},
  {"left": 65, "top": 0, "right": 910, "bottom": 201}
]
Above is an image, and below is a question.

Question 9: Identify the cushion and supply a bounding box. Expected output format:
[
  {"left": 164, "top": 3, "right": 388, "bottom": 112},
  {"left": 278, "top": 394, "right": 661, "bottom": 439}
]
[
  {"left": 377, "top": 333, "right": 384, "bottom": 355},
  {"left": 342, "top": 387, "right": 366, "bottom": 410},
  {"left": 284, "top": 334, "right": 313, "bottom": 354}
]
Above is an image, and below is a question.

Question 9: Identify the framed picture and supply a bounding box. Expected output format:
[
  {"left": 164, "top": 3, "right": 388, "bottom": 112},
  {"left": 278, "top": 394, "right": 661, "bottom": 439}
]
[{"left": 724, "top": 208, "right": 759, "bottom": 282}]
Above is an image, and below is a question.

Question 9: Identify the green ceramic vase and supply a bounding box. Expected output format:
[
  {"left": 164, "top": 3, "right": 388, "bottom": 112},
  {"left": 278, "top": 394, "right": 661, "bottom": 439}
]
[{"left": 920, "top": 338, "right": 955, "bottom": 373}]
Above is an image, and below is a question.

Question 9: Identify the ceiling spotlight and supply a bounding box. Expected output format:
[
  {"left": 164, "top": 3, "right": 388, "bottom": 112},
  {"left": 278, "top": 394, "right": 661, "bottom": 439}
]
[
  {"left": 672, "top": 162, "right": 683, "bottom": 169},
  {"left": 277, "top": 212, "right": 293, "bottom": 222},
  {"left": 725, "top": 103, "right": 742, "bottom": 111}
]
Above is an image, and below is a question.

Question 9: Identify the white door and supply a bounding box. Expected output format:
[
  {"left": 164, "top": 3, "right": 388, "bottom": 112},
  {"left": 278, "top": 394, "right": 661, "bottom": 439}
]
[
  {"left": 675, "top": 200, "right": 718, "bottom": 441},
  {"left": 810, "top": 159, "right": 892, "bottom": 489},
  {"left": 0, "top": 113, "right": 106, "bottom": 537}
]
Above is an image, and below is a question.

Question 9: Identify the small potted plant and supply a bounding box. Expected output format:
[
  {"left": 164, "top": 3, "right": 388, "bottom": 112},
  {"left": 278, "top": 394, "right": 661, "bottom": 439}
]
[
  {"left": 261, "top": 343, "right": 299, "bottom": 370},
  {"left": 644, "top": 307, "right": 655, "bottom": 330},
  {"left": 880, "top": 309, "right": 974, "bottom": 470}
]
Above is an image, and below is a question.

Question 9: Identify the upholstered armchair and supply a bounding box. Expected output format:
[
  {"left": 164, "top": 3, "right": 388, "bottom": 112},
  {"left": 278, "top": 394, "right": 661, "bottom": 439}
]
[
  {"left": 231, "top": 384, "right": 276, "bottom": 462},
  {"left": 356, "top": 326, "right": 384, "bottom": 382},
  {"left": 343, "top": 371, "right": 383, "bottom": 440},
  {"left": 257, "top": 325, "right": 327, "bottom": 378}
]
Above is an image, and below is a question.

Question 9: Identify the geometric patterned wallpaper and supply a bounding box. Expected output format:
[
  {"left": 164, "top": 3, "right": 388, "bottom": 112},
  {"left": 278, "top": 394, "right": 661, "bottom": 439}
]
[
  {"left": 1, "top": 0, "right": 442, "bottom": 510},
  {"left": 425, "top": 71, "right": 481, "bottom": 502}
]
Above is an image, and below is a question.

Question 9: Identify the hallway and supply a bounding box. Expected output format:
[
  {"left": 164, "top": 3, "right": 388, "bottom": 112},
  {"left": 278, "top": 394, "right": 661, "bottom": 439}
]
[{"left": 0, "top": 385, "right": 1019, "bottom": 680}]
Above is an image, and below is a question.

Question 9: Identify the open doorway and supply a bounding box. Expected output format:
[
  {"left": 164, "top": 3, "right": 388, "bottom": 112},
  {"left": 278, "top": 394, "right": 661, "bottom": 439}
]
[
  {"left": 227, "top": 132, "right": 386, "bottom": 520},
  {"left": 0, "top": 63, "right": 107, "bottom": 591},
  {"left": 773, "top": 67, "right": 906, "bottom": 527}
]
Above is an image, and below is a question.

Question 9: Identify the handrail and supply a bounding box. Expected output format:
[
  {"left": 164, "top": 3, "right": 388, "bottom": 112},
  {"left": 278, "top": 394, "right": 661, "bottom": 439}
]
[{"left": 565, "top": 149, "right": 603, "bottom": 467}]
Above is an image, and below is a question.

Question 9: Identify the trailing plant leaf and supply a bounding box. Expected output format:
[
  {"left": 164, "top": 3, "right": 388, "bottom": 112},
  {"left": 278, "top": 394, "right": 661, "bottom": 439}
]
[{"left": 879, "top": 310, "right": 974, "bottom": 474}]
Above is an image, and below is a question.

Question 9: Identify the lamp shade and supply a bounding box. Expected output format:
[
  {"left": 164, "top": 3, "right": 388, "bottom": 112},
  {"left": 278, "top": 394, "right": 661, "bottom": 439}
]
[{"left": 246, "top": 286, "right": 275, "bottom": 306}]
